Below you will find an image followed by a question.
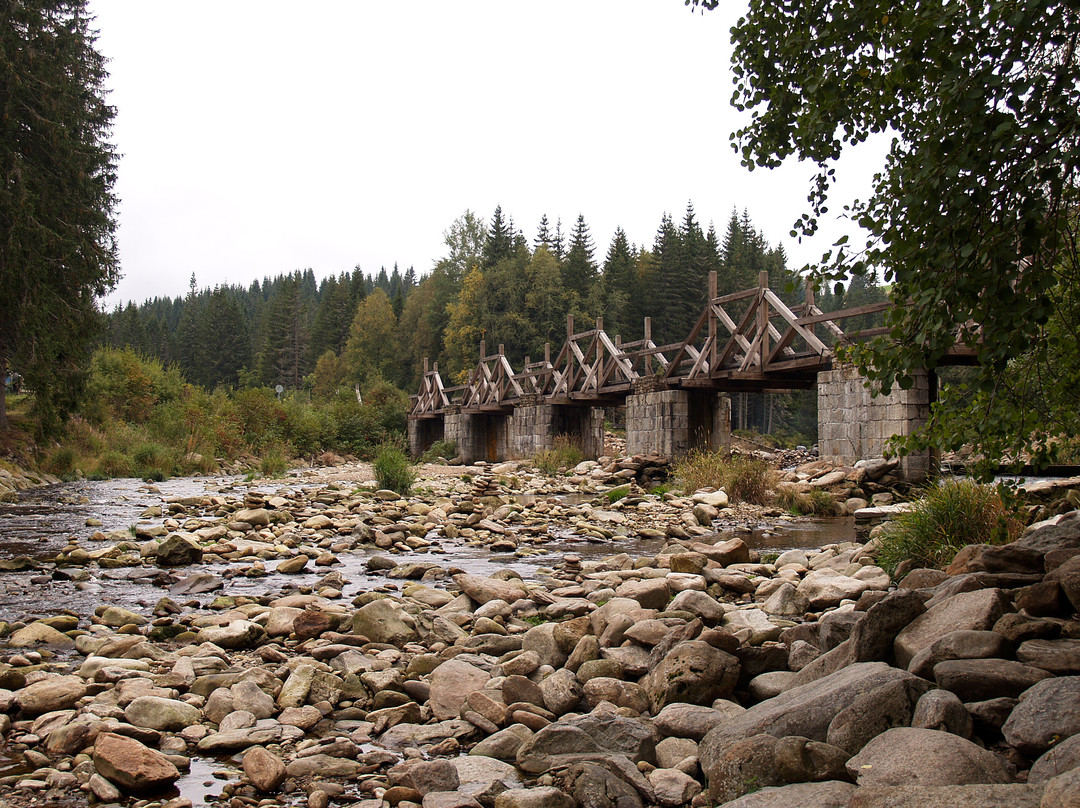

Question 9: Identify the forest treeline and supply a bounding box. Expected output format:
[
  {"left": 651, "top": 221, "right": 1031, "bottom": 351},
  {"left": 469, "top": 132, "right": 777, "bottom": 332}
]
[{"left": 102, "top": 204, "right": 887, "bottom": 440}]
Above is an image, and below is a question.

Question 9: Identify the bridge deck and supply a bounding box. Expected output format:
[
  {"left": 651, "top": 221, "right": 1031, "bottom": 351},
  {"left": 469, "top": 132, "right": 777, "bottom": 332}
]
[{"left": 410, "top": 271, "right": 976, "bottom": 418}]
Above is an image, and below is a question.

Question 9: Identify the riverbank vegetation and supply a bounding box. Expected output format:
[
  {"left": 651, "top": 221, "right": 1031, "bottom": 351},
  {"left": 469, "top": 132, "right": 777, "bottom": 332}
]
[
  {"left": 33, "top": 347, "right": 408, "bottom": 481},
  {"left": 674, "top": 450, "right": 776, "bottom": 505},
  {"left": 875, "top": 479, "right": 1023, "bottom": 578}
]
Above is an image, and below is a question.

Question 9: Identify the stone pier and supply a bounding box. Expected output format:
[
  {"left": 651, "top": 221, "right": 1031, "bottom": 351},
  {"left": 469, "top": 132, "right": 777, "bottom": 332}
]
[
  {"left": 625, "top": 388, "right": 731, "bottom": 459},
  {"left": 410, "top": 401, "right": 604, "bottom": 464},
  {"left": 817, "top": 365, "right": 935, "bottom": 480}
]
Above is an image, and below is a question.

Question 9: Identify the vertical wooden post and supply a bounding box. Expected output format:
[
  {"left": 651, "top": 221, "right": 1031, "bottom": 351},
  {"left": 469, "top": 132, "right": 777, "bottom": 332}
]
[
  {"left": 498, "top": 344, "right": 505, "bottom": 401},
  {"left": 805, "top": 282, "right": 816, "bottom": 343},
  {"left": 423, "top": 357, "right": 429, "bottom": 375},
  {"left": 479, "top": 339, "right": 486, "bottom": 360},
  {"left": 544, "top": 343, "right": 550, "bottom": 364},
  {"left": 644, "top": 317, "right": 652, "bottom": 375},
  {"left": 708, "top": 270, "right": 717, "bottom": 373},
  {"left": 758, "top": 271, "right": 769, "bottom": 368},
  {"left": 567, "top": 313, "right": 575, "bottom": 340}
]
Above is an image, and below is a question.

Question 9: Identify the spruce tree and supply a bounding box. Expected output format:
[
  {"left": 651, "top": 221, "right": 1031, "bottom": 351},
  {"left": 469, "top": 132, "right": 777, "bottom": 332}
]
[
  {"left": 602, "top": 228, "right": 635, "bottom": 340},
  {"left": 534, "top": 214, "right": 554, "bottom": 253},
  {"left": 0, "top": 0, "right": 120, "bottom": 430},
  {"left": 562, "top": 214, "right": 597, "bottom": 302},
  {"left": 482, "top": 205, "right": 514, "bottom": 269}
]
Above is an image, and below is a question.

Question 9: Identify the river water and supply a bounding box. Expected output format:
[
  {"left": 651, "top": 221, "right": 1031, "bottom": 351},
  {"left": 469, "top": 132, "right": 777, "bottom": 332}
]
[
  {"left": 0, "top": 474, "right": 855, "bottom": 623},
  {"left": 0, "top": 474, "right": 856, "bottom": 805}
]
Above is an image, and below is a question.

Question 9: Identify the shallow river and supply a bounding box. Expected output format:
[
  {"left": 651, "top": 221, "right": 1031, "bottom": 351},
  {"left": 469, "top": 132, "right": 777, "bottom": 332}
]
[{"left": 0, "top": 474, "right": 854, "bottom": 624}]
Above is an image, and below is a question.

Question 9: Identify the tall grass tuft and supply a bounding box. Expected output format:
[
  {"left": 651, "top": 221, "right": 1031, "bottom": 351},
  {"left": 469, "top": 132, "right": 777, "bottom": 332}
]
[
  {"left": 374, "top": 443, "right": 415, "bottom": 494},
  {"left": 533, "top": 435, "right": 585, "bottom": 476},
  {"left": 674, "top": 451, "right": 775, "bottom": 505},
  {"left": 420, "top": 440, "right": 458, "bottom": 463},
  {"left": 775, "top": 485, "right": 839, "bottom": 516},
  {"left": 258, "top": 447, "right": 289, "bottom": 478},
  {"left": 875, "top": 478, "right": 1022, "bottom": 577}
]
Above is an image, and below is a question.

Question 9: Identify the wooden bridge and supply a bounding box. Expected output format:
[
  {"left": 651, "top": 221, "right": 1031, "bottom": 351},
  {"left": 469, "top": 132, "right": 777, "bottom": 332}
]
[
  {"left": 414, "top": 271, "right": 973, "bottom": 417},
  {"left": 408, "top": 271, "right": 972, "bottom": 478}
]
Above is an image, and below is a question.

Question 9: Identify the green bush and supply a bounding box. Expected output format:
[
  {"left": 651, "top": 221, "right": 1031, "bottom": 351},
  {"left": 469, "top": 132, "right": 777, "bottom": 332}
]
[
  {"left": 95, "top": 451, "right": 132, "bottom": 478},
  {"left": 674, "top": 451, "right": 775, "bottom": 505},
  {"left": 374, "top": 443, "right": 415, "bottom": 494},
  {"left": 775, "top": 485, "right": 839, "bottom": 516},
  {"left": 606, "top": 486, "right": 631, "bottom": 504},
  {"left": 533, "top": 435, "right": 585, "bottom": 475},
  {"left": 43, "top": 446, "right": 77, "bottom": 477},
  {"left": 132, "top": 442, "right": 174, "bottom": 480},
  {"left": 259, "top": 447, "right": 289, "bottom": 477},
  {"left": 420, "top": 440, "right": 458, "bottom": 463},
  {"left": 875, "top": 478, "right": 1022, "bottom": 577}
]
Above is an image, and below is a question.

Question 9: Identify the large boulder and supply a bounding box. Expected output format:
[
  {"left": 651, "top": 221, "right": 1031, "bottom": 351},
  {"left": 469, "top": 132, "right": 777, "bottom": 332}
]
[
  {"left": 907, "top": 630, "right": 1013, "bottom": 679},
  {"left": 826, "top": 677, "right": 933, "bottom": 754},
  {"left": 453, "top": 574, "right": 529, "bottom": 605},
  {"left": 845, "top": 783, "right": 1045, "bottom": 808},
  {"left": 849, "top": 589, "right": 926, "bottom": 663},
  {"left": 714, "top": 781, "right": 856, "bottom": 808},
  {"left": 123, "top": 696, "right": 201, "bottom": 732},
  {"left": 155, "top": 532, "right": 203, "bottom": 566},
  {"left": 845, "top": 727, "right": 1011, "bottom": 787},
  {"left": 893, "top": 589, "right": 1009, "bottom": 669},
  {"left": 351, "top": 598, "right": 417, "bottom": 646},
  {"left": 15, "top": 675, "right": 87, "bottom": 716},
  {"left": 1001, "top": 676, "right": 1080, "bottom": 756},
  {"left": 932, "top": 658, "right": 1053, "bottom": 701},
  {"left": 797, "top": 568, "right": 888, "bottom": 609},
  {"left": 195, "top": 620, "right": 266, "bottom": 650},
  {"left": 1029, "top": 733, "right": 1080, "bottom": 783},
  {"left": 93, "top": 732, "right": 180, "bottom": 794},
  {"left": 642, "top": 640, "right": 739, "bottom": 713},
  {"left": 429, "top": 659, "right": 492, "bottom": 721},
  {"left": 516, "top": 713, "right": 657, "bottom": 775},
  {"left": 700, "top": 663, "right": 918, "bottom": 787}
]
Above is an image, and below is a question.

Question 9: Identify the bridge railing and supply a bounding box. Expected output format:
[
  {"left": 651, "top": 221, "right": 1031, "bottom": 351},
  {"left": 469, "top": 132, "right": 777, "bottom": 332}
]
[{"left": 409, "top": 271, "right": 901, "bottom": 416}]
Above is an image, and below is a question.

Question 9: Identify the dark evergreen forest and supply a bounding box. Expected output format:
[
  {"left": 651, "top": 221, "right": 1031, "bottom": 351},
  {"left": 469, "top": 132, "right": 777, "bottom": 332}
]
[{"left": 103, "top": 204, "right": 887, "bottom": 443}]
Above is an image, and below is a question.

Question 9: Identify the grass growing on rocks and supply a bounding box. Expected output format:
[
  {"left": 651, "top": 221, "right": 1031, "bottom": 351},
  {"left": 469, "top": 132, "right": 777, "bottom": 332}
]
[
  {"left": 875, "top": 478, "right": 1023, "bottom": 576},
  {"left": 374, "top": 443, "right": 416, "bottom": 494},
  {"left": 675, "top": 451, "right": 776, "bottom": 505},
  {"left": 533, "top": 435, "right": 585, "bottom": 475},
  {"left": 775, "top": 485, "right": 840, "bottom": 516}
]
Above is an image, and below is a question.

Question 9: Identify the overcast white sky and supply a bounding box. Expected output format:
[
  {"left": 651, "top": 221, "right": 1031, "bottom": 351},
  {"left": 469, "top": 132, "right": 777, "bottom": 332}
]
[{"left": 90, "top": 1, "right": 882, "bottom": 306}]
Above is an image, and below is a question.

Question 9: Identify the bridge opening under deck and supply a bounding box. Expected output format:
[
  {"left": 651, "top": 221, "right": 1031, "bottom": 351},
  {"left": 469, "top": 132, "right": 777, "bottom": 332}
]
[
  {"left": 407, "top": 417, "right": 444, "bottom": 459},
  {"left": 626, "top": 389, "right": 731, "bottom": 459}
]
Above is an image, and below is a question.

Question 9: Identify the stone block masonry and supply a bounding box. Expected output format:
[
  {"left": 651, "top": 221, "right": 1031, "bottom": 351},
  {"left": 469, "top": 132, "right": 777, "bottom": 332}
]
[
  {"left": 625, "top": 390, "right": 731, "bottom": 459},
  {"left": 817, "top": 365, "right": 934, "bottom": 480},
  {"left": 415, "top": 404, "right": 605, "bottom": 464}
]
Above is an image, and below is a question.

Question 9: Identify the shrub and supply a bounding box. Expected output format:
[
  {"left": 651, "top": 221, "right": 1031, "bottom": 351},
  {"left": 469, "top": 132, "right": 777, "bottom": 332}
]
[
  {"left": 774, "top": 485, "right": 839, "bottom": 516},
  {"left": 95, "top": 451, "right": 132, "bottom": 478},
  {"left": 723, "top": 457, "right": 774, "bottom": 505},
  {"left": 420, "top": 440, "right": 458, "bottom": 463},
  {"left": 132, "top": 442, "right": 174, "bottom": 480},
  {"left": 374, "top": 443, "right": 415, "bottom": 494},
  {"left": 875, "top": 478, "right": 1023, "bottom": 577},
  {"left": 674, "top": 451, "right": 775, "bottom": 505},
  {"left": 43, "top": 446, "right": 77, "bottom": 477},
  {"left": 259, "top": 447, "right": 289, "bottom": 478},
  {"left": 674, "top": 450, "right": 728, "bottom": 493},
  {"left": 606, "top": 486, "right": 631, "bottom": 504},
  {"left": 533, "top": 435, "right": 585, "bottom": 476}
]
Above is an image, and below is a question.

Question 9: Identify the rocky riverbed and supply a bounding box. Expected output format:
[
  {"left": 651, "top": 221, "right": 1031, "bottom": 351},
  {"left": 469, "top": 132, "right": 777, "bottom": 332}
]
[{"left": 0, "top": 454, "right": 1078, "bottom": 808}]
